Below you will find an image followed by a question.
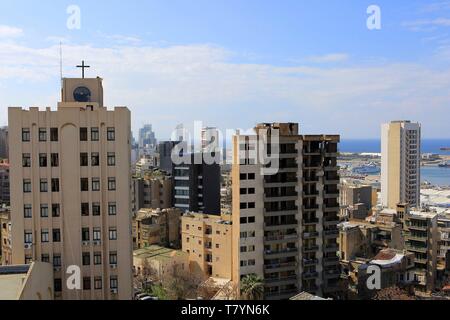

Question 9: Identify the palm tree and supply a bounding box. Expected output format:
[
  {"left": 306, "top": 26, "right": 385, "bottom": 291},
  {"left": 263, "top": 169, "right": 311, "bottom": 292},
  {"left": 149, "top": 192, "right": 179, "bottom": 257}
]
[{"left": 240, "top": 274, "right": 264, "bottom": 300}]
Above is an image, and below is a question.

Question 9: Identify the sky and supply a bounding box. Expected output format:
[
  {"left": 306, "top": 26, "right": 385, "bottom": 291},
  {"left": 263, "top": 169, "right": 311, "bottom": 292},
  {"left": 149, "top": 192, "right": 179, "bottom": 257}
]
[{"left": 1, "top": 0, "right": 450, "bottom": 140}]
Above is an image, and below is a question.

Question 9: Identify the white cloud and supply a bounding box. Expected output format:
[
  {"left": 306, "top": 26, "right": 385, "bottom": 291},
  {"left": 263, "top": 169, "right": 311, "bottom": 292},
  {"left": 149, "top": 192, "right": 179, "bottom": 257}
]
[
  {"left": 0, "top": 42, "right": 449, "bottom": 138},
  {"left": 305, "top": 53, "right": 349, "bottom": 63},
  {"left": 0, "top": 25, "right": 23, "bottom": 38}
]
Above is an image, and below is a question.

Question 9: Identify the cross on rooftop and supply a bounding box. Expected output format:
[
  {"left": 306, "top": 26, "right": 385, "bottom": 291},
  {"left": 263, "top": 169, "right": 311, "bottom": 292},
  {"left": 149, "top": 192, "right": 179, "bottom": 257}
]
[{"left": 76, "top": 60, "right": 90, "bottom": 78}]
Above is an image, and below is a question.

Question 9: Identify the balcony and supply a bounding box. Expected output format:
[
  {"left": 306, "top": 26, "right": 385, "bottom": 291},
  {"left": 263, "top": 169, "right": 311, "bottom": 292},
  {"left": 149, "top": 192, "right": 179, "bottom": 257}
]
[
  {"left": 303, "top": 205, "right": 319, "bottom": 212},
  {"left": 323, "top": 256, "right": 340, "bottom": 266},
  {"left": 324, "top": 191, "right": 340, "bottom": 199},
  {"left": 303, "top": 177, "right": 319, "bottom": 184},
  {"left": 264, "top": 234, "right": 298, "bottom": 244},
  {"left": 323, "top": 269, "right": 340, "bottom": 279},
  {"left": 406, "top": 244, "right": 428, "bottom": 253},
  {"left": 302, "top": 258, "right": 319, "bottom": 267},
  {"left": 406, "top": 234, "right": 427, "bottom": 242},
  {"left": 324, "top": 229, "right": 339, "bottom": 238},
  {"left": 303, "top": 231, "right": 319, "bottom": 239},
  {"left": 265, "top": 223, "right": 298, "bottom": 231},
  {"left": 303, "top": 245, "right": 319, "bottom": 253},
  {"left": 324, "top": 244, "right": 339, "bottom": 253},
  {"left": 265, "top": 276, "right": 297, "bottom": 285},
  {"left": 264, "top": 262, "right": 297, "bottom": 272},
  {"left": 265, "top": 289, "right": 298, "bottom": 300},
  {"left": 303, "top": 191, "right": 319, "bottom": 198},
  {"left": 324, "top": 217, "right": 340, "bottom": 226},
  {"left": 303, "top": 218, "right": 319, "bottom": 225},
  {"left": 302, "top": 271, "right": 319, "bottom": 280},
  {"left": 408, "top": 224, "right": 427, "bottom": 231},
  {"left": 264, "top": 248, "right": 298, "bottom": 259}
]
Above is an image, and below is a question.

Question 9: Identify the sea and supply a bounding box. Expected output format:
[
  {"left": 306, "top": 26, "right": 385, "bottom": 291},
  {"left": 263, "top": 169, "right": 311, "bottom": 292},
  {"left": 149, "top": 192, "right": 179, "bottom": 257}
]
[{"left": 340, "top": 139, "right": 450, "bottom": 187}]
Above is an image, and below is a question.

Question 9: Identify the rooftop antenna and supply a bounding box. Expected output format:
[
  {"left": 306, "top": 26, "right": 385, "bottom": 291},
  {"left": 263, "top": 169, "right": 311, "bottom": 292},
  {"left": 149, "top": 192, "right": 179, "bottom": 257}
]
[{"left": 59, "top": 41, "right": 63, "bottom": 99}]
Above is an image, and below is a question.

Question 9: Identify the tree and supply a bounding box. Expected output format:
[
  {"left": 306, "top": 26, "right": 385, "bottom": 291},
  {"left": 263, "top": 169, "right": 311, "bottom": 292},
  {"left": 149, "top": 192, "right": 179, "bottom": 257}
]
[
  {"left": 372, "top": 286, "right": 416, "bottom": 300},
  {"left": 240, "top": 274, "right": 264, "bottom": 300}
]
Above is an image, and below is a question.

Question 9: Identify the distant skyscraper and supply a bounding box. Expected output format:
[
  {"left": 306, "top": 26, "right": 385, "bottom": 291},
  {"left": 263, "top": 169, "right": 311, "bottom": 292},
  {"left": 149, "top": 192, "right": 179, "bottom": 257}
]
[
  {"left": 381, "top": 120, "right": 421, "bottom": 209},
  {"left": 201, "top": 127, "right": 220, "bottom": 154},
  {"left": 138, "top": 124, "right": 157, "bottom": 157},
  {"left": 0, "top": 127, "right": 8, "bottom": 159},
  {"left": 8, "top": 74, "right": 133, "bottom": 300}
]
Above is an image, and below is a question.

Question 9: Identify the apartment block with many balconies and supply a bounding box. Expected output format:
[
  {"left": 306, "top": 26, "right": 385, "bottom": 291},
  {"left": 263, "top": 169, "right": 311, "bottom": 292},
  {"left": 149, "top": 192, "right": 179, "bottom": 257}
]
[{"left": 231, "top": 123, "right": 341, "bottom": 300}]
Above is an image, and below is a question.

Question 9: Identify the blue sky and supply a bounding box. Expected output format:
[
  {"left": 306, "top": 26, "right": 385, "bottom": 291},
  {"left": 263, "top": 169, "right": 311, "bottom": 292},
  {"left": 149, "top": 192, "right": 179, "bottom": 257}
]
[{"left": 1, "top": 0, "right": 450, "bottom": 139}]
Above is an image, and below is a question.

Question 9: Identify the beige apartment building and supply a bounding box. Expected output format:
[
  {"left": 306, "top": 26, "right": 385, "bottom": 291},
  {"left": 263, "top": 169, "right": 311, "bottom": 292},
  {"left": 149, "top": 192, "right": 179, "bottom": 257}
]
[
  {"left": 181, "top": 212, "right": 232, "bottom": 280},
  {"left": 0, "top": 262, "right": 54, "bottom": 300},
  {"left": 381, "top": 121, "right": 421, "bottom": 209},
  {"left": 131, "top": 171, "right": 173, "bottom": 214},
  {"left": 8, "top": 76, "right": 133, "bottom": 300},
  {"left": 133, "top": 207, "right": 181, "bottom": 249},
  {"left": 232, "top": 123, "right": 341, "bottom": 299},
  {"left": 1, "top": 208, "right": 12, "bottom": 265}
]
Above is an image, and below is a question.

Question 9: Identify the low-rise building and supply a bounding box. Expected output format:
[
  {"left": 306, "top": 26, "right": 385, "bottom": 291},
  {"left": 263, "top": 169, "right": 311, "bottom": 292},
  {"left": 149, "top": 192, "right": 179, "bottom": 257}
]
[
  {"left": 0, "top": 161, "right": 9, "bottom": 206},
  {"left": 0, "top": 263, "right": 53, "bottom": 300},
  {"left": 0, "top": 208, "right": 11, "bottom": 265},
  {"left": 133, "top": 245, "right": 190, "bottom": 281},
  {"left": 133, "top": 208, "right": 181, "bottom": 250},
  {"left": 181, "top": 213, "right": 232, "bottom": 280},
  {"left": 340, "top": 184, "right": 373, "bottom": 219}
]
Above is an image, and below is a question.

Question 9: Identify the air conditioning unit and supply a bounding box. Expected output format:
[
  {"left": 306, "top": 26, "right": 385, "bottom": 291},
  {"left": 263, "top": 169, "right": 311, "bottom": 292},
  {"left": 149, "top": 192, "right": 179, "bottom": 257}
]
[
  {"left": 82, "top": 241, "right": 90, "bottom": 246},
  {"left": 53, "top": 267, "right": 61, "bottom": 272},
  {"left": 24, "top": 243, "right": 32, "bottom": 249},
  {"left": 110, "top": 264, "right": 117, "bottom": 269},
  {"left": 110, "top": 288, "right": 118, "bottom": 294},
  {"left": 93, "top": 241, "right": 101, "bottom": 246}
]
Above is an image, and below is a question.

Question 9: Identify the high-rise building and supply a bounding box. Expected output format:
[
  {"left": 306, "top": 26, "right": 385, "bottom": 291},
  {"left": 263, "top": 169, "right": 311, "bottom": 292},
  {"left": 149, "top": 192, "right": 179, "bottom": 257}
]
[
  {"left": 0, "top": 161, "right": 10, "bottom": 206},
  {"left": 138, "top": 124, "right": 157, "bottom": 158},
  {"left": 8, "top": 75, "right": 133, "bottom": 300},
  {"left": 0, "top": 127, "right": 8, "bottom": 159},
  {"left": 201, "top": 127, "right": 220, "bottom": 153},
  {"left": 157, "top": 141, "right": 178, "bottom": 175},
  {"left": 381, "top": 121, "right": 421, "bottom": 209},
  {"left": 231, "top": 123, "right": 341, "bottom": 299},
  {"left": 173, "top": 153, "right": 221, "bottom": 215}
]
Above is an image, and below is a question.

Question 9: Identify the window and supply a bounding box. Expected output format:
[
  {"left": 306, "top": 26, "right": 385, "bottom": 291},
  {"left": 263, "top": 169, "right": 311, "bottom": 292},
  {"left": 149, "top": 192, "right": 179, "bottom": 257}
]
[
  {"left": 93, "top": 228, "right": 101, "bottom": 241},
  {"left": 41, "top": 230, "right": 49, "bottom": 243},
  {"left": 109, "top": 228, "right": 117, "bottom": 240},
  {"left": 108, "top": 178, "right": 116, "bottom": 191},
  {"left": 248, "top": 202, "right": 255, "bottom": 209},
  {"left": 107, "top": 128, "right": 115, "bottom": 141},
  {"left": 240, "top": 246, "right": 247, "bottom": 253},
  {"left": 24, "top": 231, "right": 33, "bottom": 244},
  {"left": 94, "top": 277, "right": 102, "bottom": 290},
  {"left": 40, "top": 205, "right": 49, "bottom": 218},
  {"left": 80, "top": 153, "right": 88, "bottom": 166},
  {"left": 39, "top": 128, "right": 47, "bottom": 141},
  {"left": 51, "top": 153, "right": 59, "bottom": 167},
  {"left": 22, "top": 154, "right": 31, "bottom": 167},
  {"left": 81, "top": 178, "right": 89, "bottom": 191},
  {"left": 92, "top": 203, "right": 100, "bottom": 216},
  {"left": 53, "top": 255, "right": 62, "bottom": 267},
  {"left": 110, "top": 276, "right": 118, "bottom": 290},
  {"left": 23, "top": 180, "right": 31, "bottom": 193},
  {"left": 52, "top": 229, "right": 61, "bottom": 242},
  {"left": 248, "top": 173, "right": 255, "bottom": 180},
  {"left": 240, "top": 188, "right": 247, "bottom": 195},
  {"left": 50, "top": 128, "right": 58, "bottom": 141},
  {"left": 41, "top": 254, "right": 50, "bottom": 263},
  {"left": 248, "top": 188, "right": 255, "bottom": 194},
  {"left": 22, "top": 128, "right": 30, "bottom": 142},
  {"left": 54, "top": 279, "right": 62, "bottom": 293},
  {"left": 248, "top": 245, "right": 255, "bottom": 252},
  {"left": 248, "top": 216, "right": 255, "bottom": 223},
  {"left": 52, "top": 204, "right": 60, "bottom": 217},
  {"left": 109, "top": 252, "right": 117, "bottom": 265},
  {"left": 39, "top": 153, "right": 47, "bottom": 167},
  {"left": 83, "top": 277, "right": 91, "bottom": 290},
  {"left": 80, "top": 128, "right": 88, "bottom": 141},
  {"left": 91, "top": 128, "right": 99, "bottom": 141},
  {"left": 25, "top": 256, "right": 32, "bottom": 264},
  {"left": 92, "top": 178, "right": 100, "bottom": 191},
  {"left": 82, "top": 228, "right": 90, "bottom": 241},
  {"left": 91, "top": 153, "right": 100, "bottom": 166},
  {"left": 24, "top": 205, "right": 32, "bottom": 218},
  {"left": 240, "top": 203, "right": 247, "bottom": 210},
  {"left": 108, "top": 203, "right": 117, "bottom": 216},
  {"left": 107, "top": 153, "right": 116, "bottom": 166},
  {"left": 51, "top": 178, "right": 60, "bottom": 192},
  {"left": 81, "top": 203, "right": 89, "bottom": 216},
  {"left": 82, "top": 252, "right": 90, "bottom": 266},
  {"left": 40, "top": 179, "right": 48, "bottom": 192},
  {"left": 240, "top": 173, "right": 246, "bottom": 180},
  {"left": 248, "top": 259, "right": 256, "bottom": 266},
  {"left": 94, "top": 252, "right": 102, "bottom": 265},
  {"left": 240, "top": 261, "right": 248, "bottom": 267},
  {"left": 240, "top": 217, "right": 247, "bottom": 224}
]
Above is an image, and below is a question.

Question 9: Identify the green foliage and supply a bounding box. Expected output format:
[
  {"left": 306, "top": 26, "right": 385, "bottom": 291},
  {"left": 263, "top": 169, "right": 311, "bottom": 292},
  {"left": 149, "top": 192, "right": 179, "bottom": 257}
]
[{"left": 240, "top": 274, "right": 264, "bottom": 300}]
